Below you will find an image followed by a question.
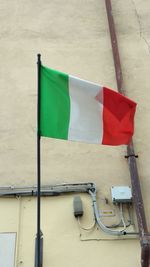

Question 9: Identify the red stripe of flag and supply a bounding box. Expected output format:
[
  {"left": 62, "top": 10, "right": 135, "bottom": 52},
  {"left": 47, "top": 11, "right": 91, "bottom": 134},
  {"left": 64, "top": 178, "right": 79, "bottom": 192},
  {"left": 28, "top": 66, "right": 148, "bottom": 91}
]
[{"left": 102, "top": 87, "right": 137, "bottom": 145}]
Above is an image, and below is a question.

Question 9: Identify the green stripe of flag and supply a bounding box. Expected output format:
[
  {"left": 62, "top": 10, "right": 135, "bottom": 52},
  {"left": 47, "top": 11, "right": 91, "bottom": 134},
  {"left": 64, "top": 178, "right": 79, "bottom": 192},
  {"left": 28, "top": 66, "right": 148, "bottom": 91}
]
[{"left": 39, "top": 66, "right": 70, "bottom": 139}]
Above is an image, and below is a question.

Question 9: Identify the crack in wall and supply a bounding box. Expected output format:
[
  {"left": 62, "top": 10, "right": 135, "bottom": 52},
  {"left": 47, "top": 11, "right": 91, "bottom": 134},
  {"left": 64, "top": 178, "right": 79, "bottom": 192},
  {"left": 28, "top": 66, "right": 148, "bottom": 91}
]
[{"left": 131, "top": 0, "right": 150, "bottom": 54}]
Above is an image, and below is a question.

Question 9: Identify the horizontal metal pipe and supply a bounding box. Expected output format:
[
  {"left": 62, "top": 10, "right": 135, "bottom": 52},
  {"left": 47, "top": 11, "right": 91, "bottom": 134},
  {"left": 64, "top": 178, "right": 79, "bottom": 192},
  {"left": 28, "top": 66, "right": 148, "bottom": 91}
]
[{"left": 0, "top": 183, "right": 95, "bottom": 197}]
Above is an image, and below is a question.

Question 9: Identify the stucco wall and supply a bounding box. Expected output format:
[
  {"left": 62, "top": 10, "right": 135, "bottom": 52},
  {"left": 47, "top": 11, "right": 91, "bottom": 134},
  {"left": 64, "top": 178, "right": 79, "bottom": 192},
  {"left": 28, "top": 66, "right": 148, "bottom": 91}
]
[{"left": 0, "top": 0, "right": 150, "bottom": 266}]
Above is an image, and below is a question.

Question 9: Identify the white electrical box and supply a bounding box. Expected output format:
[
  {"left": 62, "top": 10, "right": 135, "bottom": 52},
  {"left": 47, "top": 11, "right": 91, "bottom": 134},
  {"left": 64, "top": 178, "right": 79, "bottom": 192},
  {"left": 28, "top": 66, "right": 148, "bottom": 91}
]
[{"left": 111, "top": 186, "right": 132, "bottom": 203}]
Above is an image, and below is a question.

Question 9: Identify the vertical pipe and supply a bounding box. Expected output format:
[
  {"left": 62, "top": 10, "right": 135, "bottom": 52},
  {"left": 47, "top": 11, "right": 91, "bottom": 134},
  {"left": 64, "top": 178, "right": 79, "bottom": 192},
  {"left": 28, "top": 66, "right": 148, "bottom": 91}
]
[
  {"left": 105, "top": 1, "right": 150, "bottom": 266},
  {"left": 37, "top": 54, "right": 41, "bottom": 267},
  {"left": 105, "top": 0, "right": 123, "bottom": 94}
]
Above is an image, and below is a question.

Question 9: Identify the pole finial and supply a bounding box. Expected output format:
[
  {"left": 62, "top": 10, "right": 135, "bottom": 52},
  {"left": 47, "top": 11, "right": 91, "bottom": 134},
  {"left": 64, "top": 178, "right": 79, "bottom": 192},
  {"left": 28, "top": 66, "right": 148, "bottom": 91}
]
[{"left": 37, "top": 54, "right": 41, "bottom": 64}]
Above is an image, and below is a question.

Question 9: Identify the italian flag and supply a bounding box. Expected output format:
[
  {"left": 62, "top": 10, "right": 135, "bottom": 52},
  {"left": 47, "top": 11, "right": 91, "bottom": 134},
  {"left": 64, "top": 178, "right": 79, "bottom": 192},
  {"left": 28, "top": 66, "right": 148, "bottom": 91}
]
[{"left": 39, "top": 66, "right": 136, "bottom": 145}]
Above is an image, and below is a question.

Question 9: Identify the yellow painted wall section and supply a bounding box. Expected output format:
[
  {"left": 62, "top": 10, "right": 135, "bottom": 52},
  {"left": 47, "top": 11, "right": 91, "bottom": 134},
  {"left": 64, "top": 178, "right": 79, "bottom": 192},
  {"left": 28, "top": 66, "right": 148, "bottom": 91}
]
[{"left": 0, "top": 0, "right": 150, "bottom": 266}]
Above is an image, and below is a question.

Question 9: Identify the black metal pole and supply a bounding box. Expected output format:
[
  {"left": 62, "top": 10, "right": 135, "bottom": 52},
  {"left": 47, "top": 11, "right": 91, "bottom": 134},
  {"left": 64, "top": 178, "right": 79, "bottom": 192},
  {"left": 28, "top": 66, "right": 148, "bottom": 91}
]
[{"left": 37, "top": 54, "right": 41, "bottom": 267}]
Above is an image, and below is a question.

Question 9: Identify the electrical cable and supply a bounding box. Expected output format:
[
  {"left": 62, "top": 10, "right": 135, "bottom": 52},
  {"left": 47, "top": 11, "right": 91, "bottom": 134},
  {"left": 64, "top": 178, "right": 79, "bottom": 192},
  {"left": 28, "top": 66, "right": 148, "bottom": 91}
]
[
  {"left": 89, "top": 189, "right": 126, "bottom": 236},
  {"left": 127, "top": 203, "right": 133, "bottom": 225},
  {"left": 106, "top": 204, "right": 124, "bottom": 228},
  {"left": 89, "top": 189, "right": 140, "bottom": 236},
  {"left": 106, "top": 203, "right": 131, "bottom": 228},
  {"left": 77, "top": 216, "right": 96, "bottom": 231},
  {"left": 119, "top": 203, "right": 126, "bottom": 230}
]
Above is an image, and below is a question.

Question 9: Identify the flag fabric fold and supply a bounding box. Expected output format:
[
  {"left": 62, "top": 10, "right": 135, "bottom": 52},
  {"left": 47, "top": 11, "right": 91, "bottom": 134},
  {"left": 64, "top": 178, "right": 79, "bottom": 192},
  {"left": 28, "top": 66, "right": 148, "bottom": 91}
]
[{"left": 39, "top": 65, "right": 137, "bottom": 145}]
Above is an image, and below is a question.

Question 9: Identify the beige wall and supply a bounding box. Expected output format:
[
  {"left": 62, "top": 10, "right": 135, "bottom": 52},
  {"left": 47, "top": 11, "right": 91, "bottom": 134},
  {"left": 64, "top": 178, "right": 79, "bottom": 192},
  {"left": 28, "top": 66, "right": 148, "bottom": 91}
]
[
  {"left": 0, "top": 0, "right": 150, "bottom": 266},
  {"left": 0, "top": 194, "right": 140, "bottom": 267}
]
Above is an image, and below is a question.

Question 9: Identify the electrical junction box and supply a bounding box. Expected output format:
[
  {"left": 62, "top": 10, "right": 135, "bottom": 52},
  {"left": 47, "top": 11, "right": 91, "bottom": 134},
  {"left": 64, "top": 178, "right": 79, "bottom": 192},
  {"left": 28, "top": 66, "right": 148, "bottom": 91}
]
[
  {"left": 73, "top": 196, "right": 83, "bottom": 217},
  {"left": 111, "top": 186, "right": 132, "bottom": 203}
]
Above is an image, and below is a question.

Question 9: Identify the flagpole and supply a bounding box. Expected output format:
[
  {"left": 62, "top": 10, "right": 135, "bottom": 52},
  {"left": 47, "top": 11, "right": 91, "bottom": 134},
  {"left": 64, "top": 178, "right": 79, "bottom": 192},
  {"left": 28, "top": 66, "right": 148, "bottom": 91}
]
[{"left": 37, "top": 53, "right": 41, "bottom": 267}]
